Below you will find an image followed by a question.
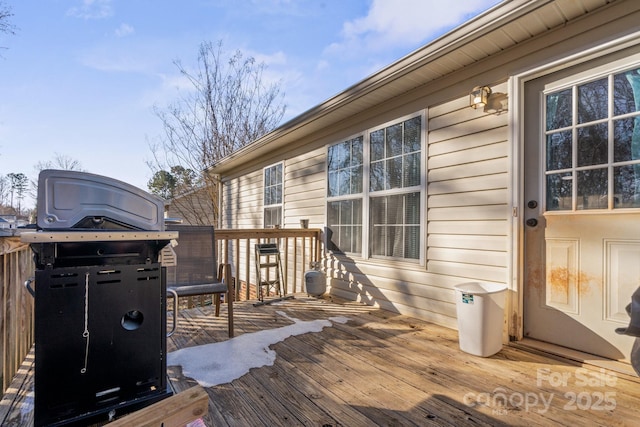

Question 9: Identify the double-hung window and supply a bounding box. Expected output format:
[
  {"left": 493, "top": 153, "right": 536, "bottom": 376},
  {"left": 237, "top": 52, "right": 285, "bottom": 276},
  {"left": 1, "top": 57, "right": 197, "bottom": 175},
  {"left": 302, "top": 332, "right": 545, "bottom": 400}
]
[
  {"left": 327, "top": 136, "right": 363, "bottom": 253},
  {"left": 264, "top": 162, "right": 283, "bottom": 227},
  {"left": 327, "top": 114, "right": 423, "bottom": 261},
  {"left": 369, "top": 116, "right": 422, "bottom": 259}
]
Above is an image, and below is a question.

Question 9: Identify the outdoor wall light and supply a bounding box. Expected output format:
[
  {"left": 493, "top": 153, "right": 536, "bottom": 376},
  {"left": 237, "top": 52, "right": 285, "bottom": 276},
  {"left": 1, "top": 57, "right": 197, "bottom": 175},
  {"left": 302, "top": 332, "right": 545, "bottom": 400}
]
[
  {"left": 469, "top": 85, "right": 491, "bottom": 109},
  {"left": 469, "top": 85, "right": 508, "bottom": 115}
]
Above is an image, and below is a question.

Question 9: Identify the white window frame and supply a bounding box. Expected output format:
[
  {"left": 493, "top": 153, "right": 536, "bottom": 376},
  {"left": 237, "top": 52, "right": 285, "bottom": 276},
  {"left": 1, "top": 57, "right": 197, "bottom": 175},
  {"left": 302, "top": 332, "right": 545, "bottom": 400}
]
[
  {"left": 326, "top": 111, "right": 426, "bottom": 264},
  {"left": 263, "top": 162, "right": 283, "bottom": 227}
]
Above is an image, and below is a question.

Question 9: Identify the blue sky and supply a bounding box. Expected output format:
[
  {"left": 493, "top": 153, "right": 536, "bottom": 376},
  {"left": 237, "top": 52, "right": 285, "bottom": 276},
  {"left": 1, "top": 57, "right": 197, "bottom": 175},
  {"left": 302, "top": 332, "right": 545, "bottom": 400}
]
[{"left": 0, "top": 0, "right": 499, "bottom": 205}]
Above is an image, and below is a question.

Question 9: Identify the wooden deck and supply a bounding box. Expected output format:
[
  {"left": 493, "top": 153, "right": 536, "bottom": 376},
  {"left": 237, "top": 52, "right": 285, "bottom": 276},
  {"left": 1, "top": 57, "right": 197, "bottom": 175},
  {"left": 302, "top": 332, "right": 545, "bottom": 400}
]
[{"left": 2, "top": 295, "right": 640, "bottom": 426}]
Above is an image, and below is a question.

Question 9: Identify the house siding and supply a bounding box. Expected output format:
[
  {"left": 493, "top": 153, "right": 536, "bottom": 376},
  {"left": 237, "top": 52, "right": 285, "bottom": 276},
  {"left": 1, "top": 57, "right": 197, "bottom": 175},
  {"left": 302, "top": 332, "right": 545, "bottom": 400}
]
[
  {"left": 282, "top": 148, "right": 326, "bottom": 228},
  {"left": 220, "top": 147, "right": 327, "bottom": 291},
  {"left": 219, "top": 84, "right": 510, "bottom": 329},
  {"left": 214, "top": 1, "right": 640, "bottom": 336},
  {"left": 221, "top": 172, "right": 263, "bottom": 229},
  {"left": 326, "top": 82, "right": 509, "bottom": 328}
]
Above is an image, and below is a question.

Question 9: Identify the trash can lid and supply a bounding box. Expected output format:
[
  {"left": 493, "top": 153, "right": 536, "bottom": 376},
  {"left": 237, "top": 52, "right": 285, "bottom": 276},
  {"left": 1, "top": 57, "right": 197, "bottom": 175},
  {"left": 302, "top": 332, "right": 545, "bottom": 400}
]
[{"left": 454, "top": 282, "right": 507, "bottom": 295}]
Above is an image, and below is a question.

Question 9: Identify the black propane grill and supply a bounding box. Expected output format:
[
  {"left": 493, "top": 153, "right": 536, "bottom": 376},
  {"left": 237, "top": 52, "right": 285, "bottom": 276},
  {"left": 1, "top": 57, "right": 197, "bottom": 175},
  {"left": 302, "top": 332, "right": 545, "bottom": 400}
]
[{"left": 21, "top": 170, "right": 178, "bottom": 427}]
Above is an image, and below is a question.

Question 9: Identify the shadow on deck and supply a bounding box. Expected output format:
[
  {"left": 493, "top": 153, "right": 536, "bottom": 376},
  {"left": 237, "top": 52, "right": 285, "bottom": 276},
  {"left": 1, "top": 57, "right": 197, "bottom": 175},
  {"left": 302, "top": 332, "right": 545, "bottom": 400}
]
[{"left": 3, "top": 294, "right": 640, "bottom": 426}]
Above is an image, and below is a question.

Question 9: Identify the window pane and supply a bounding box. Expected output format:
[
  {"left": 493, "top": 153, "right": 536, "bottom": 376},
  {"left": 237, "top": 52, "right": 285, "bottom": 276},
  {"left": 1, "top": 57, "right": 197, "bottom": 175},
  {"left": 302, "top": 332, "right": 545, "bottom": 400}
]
[
  {"left": 546, "top": 89, "right": 572, "bottom": 131},
  {"left": 386, "top": 194, "right": 402, "bottom": 224},
  {"left": 370, "top": 223, "right": 384, "bottom": 257},
  {"left": 577, "top": 168, "right": 607, "bottom": 210},
  {"left": 339, "top": 198, "right": 352, "bottom": 221},
  {"left": 546, "top": 131, "right": 572, "bottom": 171},
  {"left": 386, "top": 124, "right": 403, "bottom": 157},
  {"left": 328, "top": 171, "right": 339, "bottom": 197},
  {"left": 370, "top": 129, "right": 384, "bottom": 161},
  {"left": 547, "top": 173, "right": 572, "bottom": 211},
  {"left": 275, "top": 164, "right": 283, "bottom": 184},
  {"left": 327, "top": 143, "right": 347, "bottom": 170},
  {"left": 353, "top": 198, "right": 363, "bottom": 223},
  {"left": 405, "top": 192, "right": 420, "bottom": 224},
  {"left": 264, "top": 187, "right": 272, "bottom": 205},
  {"left": 352, "top": 226, "right": 362, "bottom": 253},
  {"left": 274, "top": 185, "right": 282, "bottom": 204},
  {"left": 405, "top": 226, "right": 420, "bottom": 260},
  {"left": 577, "top": 123, "right": 608, "bottom": 166},
  {"left": 338, "top": 226, "right": 351, "bottom": 252},
  {"left": 578, "top": 77, "right": 608, "bottom": 123},
  {"left": 370, "top": 196, "right": 385, "bottom": 225},
  {"left": 328, "top": 137, "right": 363, "bottom": 196},
  {"left": 352, "top": 137, "right": 363, "bottom": 165},
  {"left": 614, "top": 165, "right": 640, "bottom": 208},
  {"left": 351, "top": 165, "right": 363, "bottom": 194},
  {"left": 404, "top": 152, "right": 420, "bottom": 187},
  {"left": 327, "top": 200, "right": 363, "bottom": 254},
  {"left": 336, "top": 169, "right": 348, "bottom": 196},
  {"left": 614, "top": 68, "right": 640, "bottom": 116},
  {"left": 328, "top": 201, "right": 339, "bottom": 224},
  {"left": 264, "top": 207, "right": 281, "bottom": 227},
  {"left": 386, "top": 226, "right": 403, "bottom": 258},
  {"left": 614, "top": 117, "right": 637, "bottom": 162},
  {"left": 370, "top": 161, "right": 385, "bottom": 192},
  {"left": 387, "top": 157, "right": 402, "bottom": 189},
  {"left": 404, "top": 116, "right": 421, "bottom": 153},
  {"left": 369, "top": 193, "right": 420, "bottom": 259}
]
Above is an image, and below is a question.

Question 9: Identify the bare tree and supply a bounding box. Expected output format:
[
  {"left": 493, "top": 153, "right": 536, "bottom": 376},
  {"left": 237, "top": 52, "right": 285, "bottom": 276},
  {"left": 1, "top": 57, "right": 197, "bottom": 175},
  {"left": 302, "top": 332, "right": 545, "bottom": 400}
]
[
  {"left": 0, "top": 1, "right": 16, "bottom": 52},
  {"left": 34, "top": 153, "right": 84, "bottom": 173},
  {"left": 149, "top": 40, "right": 286, "bottom": 225},
  {"left": 7, "top": 173, "right": 28, "bottom": 214},
  {"left": 0, "top": 175, "right": 9, "bottom": 208},
  {"left": 29, "top": 153, "right": 85, "bottom": 208}
]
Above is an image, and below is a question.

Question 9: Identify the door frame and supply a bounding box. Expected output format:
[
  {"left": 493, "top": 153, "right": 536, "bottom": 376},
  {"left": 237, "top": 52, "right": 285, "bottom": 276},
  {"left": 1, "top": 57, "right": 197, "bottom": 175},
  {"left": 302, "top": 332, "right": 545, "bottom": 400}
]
[{"left": 508, "top": 33, "right": 640, "bottom": 346}]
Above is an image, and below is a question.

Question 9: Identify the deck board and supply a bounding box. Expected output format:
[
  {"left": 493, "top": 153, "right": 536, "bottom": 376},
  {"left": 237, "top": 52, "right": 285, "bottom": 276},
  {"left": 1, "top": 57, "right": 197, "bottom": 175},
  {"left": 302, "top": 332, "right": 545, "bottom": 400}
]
[{"left": 2, "top": 294, "right": 640, "bottom": 426}]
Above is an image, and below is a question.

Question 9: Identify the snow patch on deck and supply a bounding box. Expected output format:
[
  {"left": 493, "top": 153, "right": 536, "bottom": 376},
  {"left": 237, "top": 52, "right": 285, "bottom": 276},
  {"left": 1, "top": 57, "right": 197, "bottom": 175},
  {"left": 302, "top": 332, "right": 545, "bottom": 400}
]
[{"left": 167, "top": 311, "right": 349, "bottom": 387}]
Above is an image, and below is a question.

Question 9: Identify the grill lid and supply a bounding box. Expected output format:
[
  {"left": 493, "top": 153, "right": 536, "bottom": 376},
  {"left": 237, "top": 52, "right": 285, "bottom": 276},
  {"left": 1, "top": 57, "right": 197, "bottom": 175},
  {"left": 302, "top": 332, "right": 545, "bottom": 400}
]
[{"left": 37, "top": 169, "right": 165, "bottom": 231}]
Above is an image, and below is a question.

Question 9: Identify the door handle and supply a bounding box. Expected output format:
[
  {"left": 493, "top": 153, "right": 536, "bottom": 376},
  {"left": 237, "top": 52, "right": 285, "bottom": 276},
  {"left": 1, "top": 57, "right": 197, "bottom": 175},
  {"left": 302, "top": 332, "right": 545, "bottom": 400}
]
[{"left": 526, "top": 218, "right": 538, "bottom": 227}]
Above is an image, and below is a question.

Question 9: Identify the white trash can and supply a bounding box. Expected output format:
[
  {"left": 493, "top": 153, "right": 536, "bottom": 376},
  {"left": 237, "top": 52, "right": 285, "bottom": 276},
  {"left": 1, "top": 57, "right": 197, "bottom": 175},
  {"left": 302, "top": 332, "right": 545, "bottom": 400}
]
[{"left": 454, "top": 282, "right": 507, "bottom": 357}]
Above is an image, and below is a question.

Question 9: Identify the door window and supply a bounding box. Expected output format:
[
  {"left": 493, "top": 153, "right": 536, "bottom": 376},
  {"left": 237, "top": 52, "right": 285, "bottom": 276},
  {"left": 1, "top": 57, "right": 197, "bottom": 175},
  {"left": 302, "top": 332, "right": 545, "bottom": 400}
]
[{"left": 544, "top": 67, "right": 640, "bottom": 211}]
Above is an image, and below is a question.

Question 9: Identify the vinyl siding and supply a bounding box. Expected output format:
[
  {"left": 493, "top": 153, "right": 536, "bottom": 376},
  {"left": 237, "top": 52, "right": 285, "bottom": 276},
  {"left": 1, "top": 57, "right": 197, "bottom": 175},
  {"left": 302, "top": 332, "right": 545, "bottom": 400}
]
[
  {"left": 426, "top": 81, "right": 510, "bottom": 319},
  {"left": 219, "top": 84, "right": 510, "bottom": 328},
  {"left": 282, "top": 148, "right": 326, "bottom": 228},
  {"left": 327, "top": 82, "right": 510, "bottom": 328},
  {"left": 219, "top": 147, "right": 326, "bottom": 291}
]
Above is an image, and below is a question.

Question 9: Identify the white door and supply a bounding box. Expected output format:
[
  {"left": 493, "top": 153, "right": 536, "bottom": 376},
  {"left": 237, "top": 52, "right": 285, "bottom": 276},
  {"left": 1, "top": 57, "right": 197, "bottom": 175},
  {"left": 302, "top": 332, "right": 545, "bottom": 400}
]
[{"left": 523, "top": 51, "right": 640, "bottom": 362}]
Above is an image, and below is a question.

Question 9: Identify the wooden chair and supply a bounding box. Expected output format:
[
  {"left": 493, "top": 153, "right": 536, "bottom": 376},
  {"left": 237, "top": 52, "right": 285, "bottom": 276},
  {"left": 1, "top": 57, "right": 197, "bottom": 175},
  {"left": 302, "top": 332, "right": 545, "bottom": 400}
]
[{"left": 164, "top": 225, "right": 234, "bottom": 338}]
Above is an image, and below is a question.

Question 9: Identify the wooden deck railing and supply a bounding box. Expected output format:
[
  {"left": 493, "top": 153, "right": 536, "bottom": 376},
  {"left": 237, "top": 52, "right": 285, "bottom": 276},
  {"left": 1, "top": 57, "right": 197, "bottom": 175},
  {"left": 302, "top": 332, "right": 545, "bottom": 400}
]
[
  {"left": 215, "top": 228, "right": 323, "bottom": 301},
  {"left": 0, "top": 227, "right": 323, "bottom": 393},
  {"left": 0, "top": 235, "right": 34, "bottom": 394}
]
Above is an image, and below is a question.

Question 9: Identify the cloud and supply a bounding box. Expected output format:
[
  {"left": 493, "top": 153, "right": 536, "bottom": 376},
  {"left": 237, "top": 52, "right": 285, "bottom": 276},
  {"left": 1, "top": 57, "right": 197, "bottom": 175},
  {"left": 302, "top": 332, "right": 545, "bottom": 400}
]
[
  {"left": 327, "top": 0, "right": 499, "bottom": 55},
  {"left": 67, "top": 0, "right": 114, "bottom": 20},
  {"left": 115, "top": 23, "right": 134, "bottom": 38}
]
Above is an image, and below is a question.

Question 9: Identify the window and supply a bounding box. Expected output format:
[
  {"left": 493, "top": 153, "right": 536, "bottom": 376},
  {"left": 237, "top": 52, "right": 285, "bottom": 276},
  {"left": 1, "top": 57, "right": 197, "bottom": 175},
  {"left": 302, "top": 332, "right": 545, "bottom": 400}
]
[
  {"left": 263, "top": 163, "right": 283, "bottom": 227},
  {"left": 327, "top": 115, "right": 423, "bottom": 260},
  {"left": 545, "top": 67, "right": 640, "bottom": 211},
  {"left": 327, "top": 136, "right": 363, "bottom": 253},
  {"left": 369, "top": 116, "right": 421, "bottom": 260}
]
